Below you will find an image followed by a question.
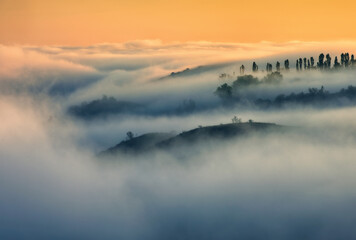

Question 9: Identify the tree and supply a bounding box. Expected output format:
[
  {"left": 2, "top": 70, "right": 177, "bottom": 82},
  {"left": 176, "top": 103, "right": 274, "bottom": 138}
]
[
  {"left": 126, "top": 131, "right": 134, "bottom": 140},
  {"left": 276, "top": 61, "right": 281, "bottom": 72},
  {"left": 232, "top": 75, "right": 259, "bottom": 89},
  {"left": 263, "top": 72, "right": 283, "bottom": 84},
  {"left": 308, "top": 59, "right": 311, "bottom": 69},
  {"left": 341, "top": 53, "right": 345, "bottom": 66},
  {"left": 232, "top": 116, "right": 242, "bottom": 124},
  {"left": 240, "top": 65, "right": 245, "bottom": 75},
  {"left": 334, "top": 56, "right": 340, "bottom": 69},
  {"left": 352, "top": 55, "right": 355, "bottom": 66},
  {"left": 299, "top": 58, "right": 303, "bottom": 70},
  {"left": 266, "top": 63, "right": 272, "bottom": 72},
  {"left": 215, "top": 83, "right": 232, "bottom": 100},
  {"left": 296, "top": 60, "right": 299, "bottom": 71},
  {"left": 345, "top": 53, "right": 350, "bottom": 67},
  {"left": 326, "top": 54, "right": 331, "bottom": 69},
  {"left": 284, "top": 59, "right": 290, "bottom": 70},
  {"left": 310, "top": 57, "right": 315, "bottom": 68},
  {"left": 318, "top": 54, "right": 325, "bottom": 69},
  {"left": 303, "top": 58, "right": 307, "bottom": 70},
  {"left": 252, "top": 62, "right": 259, "bottom": 72}
]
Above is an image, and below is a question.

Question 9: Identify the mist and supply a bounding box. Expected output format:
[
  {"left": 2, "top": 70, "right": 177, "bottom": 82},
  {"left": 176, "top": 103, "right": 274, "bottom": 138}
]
[{"left": 1, "top": 41, "right": 356, "bottom": 239}]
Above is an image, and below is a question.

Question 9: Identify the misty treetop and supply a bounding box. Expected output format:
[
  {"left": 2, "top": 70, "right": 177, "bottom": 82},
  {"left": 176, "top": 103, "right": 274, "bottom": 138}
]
[
  {"left": 68, "top": 95, "right": 199, "bottom": 120},
  {"left": 68, "top": 95, "right": 143, "bottom": 119},
  {"left": 215, "top": 72, "right": 284, "bottom": 101},
  {"left": 217, "top": 83, "right": 356, "bottom": 109}
]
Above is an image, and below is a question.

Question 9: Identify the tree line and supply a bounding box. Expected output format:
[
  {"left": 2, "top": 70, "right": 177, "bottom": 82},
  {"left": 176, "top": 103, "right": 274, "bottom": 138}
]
[{"left": 238, "top": 52, "right": 355, "bottom": 74}]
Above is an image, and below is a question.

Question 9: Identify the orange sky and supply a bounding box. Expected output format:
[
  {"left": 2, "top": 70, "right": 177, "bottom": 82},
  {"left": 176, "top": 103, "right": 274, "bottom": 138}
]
[{"left": 1, "top": 0, "right": 356, "bottom": 45}]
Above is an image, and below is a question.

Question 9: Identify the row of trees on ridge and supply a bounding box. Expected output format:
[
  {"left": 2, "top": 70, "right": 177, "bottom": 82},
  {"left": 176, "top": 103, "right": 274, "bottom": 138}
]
[{"left": 238, "top": 53, "right": 355, "bottom": 74}]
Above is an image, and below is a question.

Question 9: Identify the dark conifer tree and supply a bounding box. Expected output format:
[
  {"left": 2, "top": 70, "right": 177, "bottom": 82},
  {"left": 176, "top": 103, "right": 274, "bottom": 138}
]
[
  {"left": 299, "top": 58, "right": 303, "bottom": 70},
  {"left": 252, "top": 62, "right": 258, "bottom": 72},
  {"left": 341, "top": 53, "right": 345, "bottom": 66},
  {"left": 303, "top": 58, "right": 307, "bottom": 69},
  {"left": 326, "top": 54, "right": 331, "bottom": 69},
  {"left": 345, "top": 53, "right": 350, "bottom": 67},
  {"left": 308, "top": 59, "right": 311, "bottom": 69},
  {"left": 296, "top": 60, "right": 299, "bottom": 71},
  {"left": 276, "top": 61, "right": 281, "bottom": 72},
  {"left": 284, "top": 59, "right": 290, "bottom": 70},
  {"left": 310, "top": 57, "right": 315, "bottom": 68},
  {"left": 318, "top": 54, "right": 325, "bottom": 69},
  {"left": 334, "top": 56, "right": 340, "bottom": 68}
]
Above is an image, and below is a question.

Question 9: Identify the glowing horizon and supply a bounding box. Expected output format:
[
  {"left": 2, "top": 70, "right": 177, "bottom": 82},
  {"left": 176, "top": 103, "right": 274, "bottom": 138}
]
[{"left": 1, "top": 0, "right": 356, "bottom": 45}]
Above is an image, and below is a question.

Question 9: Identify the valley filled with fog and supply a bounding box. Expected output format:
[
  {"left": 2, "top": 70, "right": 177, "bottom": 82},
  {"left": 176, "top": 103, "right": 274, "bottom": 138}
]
[{"left": 1, "top": 41, "right": 356, "bottom": 239}]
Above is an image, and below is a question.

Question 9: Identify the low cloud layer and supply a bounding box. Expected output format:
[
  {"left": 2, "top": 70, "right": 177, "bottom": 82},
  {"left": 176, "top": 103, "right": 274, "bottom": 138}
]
[{"left": 1, "top": 41, "right": 356, "bottom": 239}]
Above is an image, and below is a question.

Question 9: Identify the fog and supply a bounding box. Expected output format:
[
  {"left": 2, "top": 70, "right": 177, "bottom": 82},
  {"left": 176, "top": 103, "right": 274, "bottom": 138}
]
[{"left": 1, "top": 41, "right": 356, "bottom": 239}]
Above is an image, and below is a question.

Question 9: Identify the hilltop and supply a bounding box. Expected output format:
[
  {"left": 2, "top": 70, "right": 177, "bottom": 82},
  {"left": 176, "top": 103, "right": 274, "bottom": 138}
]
[{"left": 100, "top": 122, "right": 286, "bottom": 158}]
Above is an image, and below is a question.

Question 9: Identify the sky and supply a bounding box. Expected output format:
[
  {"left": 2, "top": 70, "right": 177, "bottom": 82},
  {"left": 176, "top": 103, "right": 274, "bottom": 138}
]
[{"left": 1, "top": 0, "right": 356, "bottom": 45}]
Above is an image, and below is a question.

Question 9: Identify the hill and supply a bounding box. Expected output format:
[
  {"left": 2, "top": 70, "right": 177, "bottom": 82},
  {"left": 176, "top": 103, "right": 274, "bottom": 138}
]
[{"left": 100, "top": 122, "right": 286, "bottom": 158}]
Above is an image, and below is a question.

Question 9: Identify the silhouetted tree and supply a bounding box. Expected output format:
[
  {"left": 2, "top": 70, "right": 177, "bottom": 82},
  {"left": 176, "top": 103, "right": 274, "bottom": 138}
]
[
  {"left": 326, "top": 54, "right": 331, "bottom": 69},
  {"left": 284, "top": 59, "right": 290, "bottom": 70},
  {"left": 341, "top": 53, "right": 345, "bottom": 66},
  {"left": 126, "top": 131, "right": 134, "bottom": 140},
  {"left": 299, "top": 58, "right": 303, "bottom": 70},
  {"left": 240, "top": 65, "right": 245, "bottom": 75},
  {"left": 232, "top": 75, "right": 259, "bottom": 90},
  {"left": 352, "top": 54, "right": 355, "bottom": 66},
  {"left": 232, "top": 116, "right": 242, "bottom": 124},
  {"left": 252, "top": 62, "right": 259, "bottom": 72},
  {"left": 263, "top": 72, "right": 283, "bottom": 84},
  {"left": 334, "top": 56, "right": 340, "bottom": 69},
  {"left": 303, "top": 58, "right": 307, "bottom": 70},
  {"left": 215, "top": 83, "right": 232, "bottom": 100},
  {"left": 266, "top": 63, "right": 272, "bottom": 72},
  {"left": 276, "top": 61, "right": 281, "bottom": 72},
  {"left": 308, "top": 59, "right": 311, "bottom": 69},
  {"left": 345, "top": 53, "right": 350, "bottom": 67},
  {"left": 296, "top": 60, "right": 299, "bottom": 71},
  {"left": 318, "top": 54, "right": 325, "bottom": 69},
  {"left": 310, "top": 57, "right": 315, "bottom": 68}
]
